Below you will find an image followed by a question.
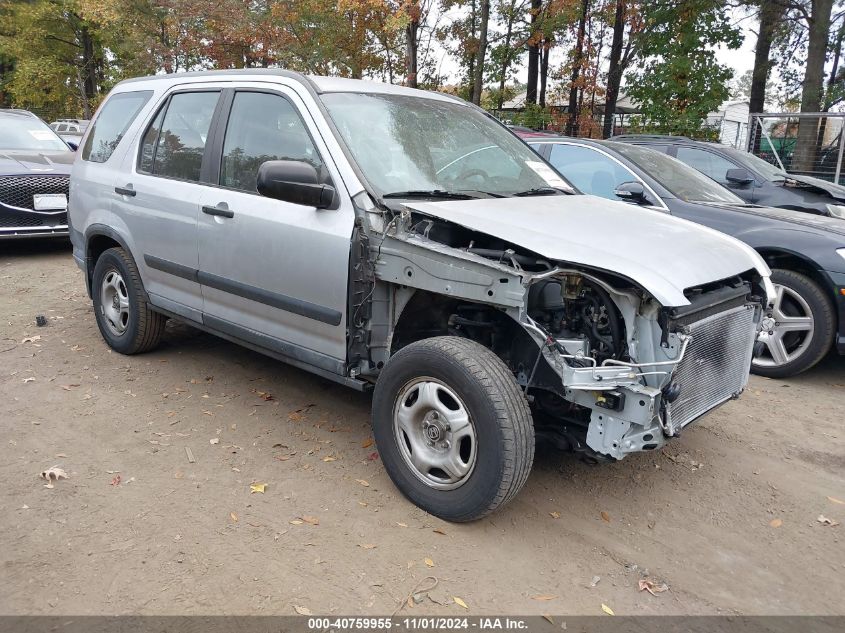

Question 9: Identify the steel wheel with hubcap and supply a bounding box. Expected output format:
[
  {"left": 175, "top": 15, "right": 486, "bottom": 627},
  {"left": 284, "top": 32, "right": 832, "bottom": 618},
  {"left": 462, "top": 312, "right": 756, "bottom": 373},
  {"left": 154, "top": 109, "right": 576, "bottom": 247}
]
[
  {"left": 100, "top": 270, "right": 131, "bottom": 336},
  {"left": 92, "top": 247, "right": 166, "bottom": 355},
  {"left": 393, "top": 377, "right": 477, "bottom": 490},
  {"left": 752, "top": 269, "right": 835, "bottom": 378},
  {"left": 373, "top": 336, "right": 534, "bottom": 522}
]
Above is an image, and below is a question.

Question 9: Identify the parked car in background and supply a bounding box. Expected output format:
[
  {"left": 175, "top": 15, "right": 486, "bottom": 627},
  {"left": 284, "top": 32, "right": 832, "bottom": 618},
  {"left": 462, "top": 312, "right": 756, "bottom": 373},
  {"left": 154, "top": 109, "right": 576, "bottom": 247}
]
[
  {"left": 613, "top": 134, "right": 845, "bottom": 219},
  {"left": 523, "top": 135, "right": 845, "bottom": 378},
  {"left": 70, "top": 70, "right": 771, "bottom": 521},
  {"left": 49, "top": 119, "right": 89, "bottom": 149},
  {"left": 0, "top": 109, "right": 73, "bottom": 239}
]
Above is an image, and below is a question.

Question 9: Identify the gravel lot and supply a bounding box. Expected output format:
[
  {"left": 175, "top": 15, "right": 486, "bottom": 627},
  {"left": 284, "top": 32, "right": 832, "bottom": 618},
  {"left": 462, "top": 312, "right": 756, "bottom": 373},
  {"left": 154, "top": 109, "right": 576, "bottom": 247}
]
[{"left": 1, "top": 240, "right": 844, "bottom": 616}]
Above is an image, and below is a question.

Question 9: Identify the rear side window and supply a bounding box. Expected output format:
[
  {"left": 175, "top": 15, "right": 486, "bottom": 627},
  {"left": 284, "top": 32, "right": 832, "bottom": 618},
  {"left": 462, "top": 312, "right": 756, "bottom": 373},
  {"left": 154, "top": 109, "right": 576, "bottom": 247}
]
[
  {"left": 82, "top": 91, "right": 152, "bottom": 163},
  {"left": 139, "top": 91, "right": 220, "bottom": 182}
]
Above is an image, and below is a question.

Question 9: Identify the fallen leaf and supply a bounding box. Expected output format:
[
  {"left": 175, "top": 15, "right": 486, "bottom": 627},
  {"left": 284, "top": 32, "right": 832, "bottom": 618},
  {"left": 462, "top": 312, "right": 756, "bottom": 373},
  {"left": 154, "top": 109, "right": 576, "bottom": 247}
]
[
  {"left": 638, "top": 579, "right": 669, "bottom": 596},
  {"left": 209, "top": 438, "right": 220, "bottom": 445},
  {"left": 601, "top": 604, "right": 615, "bottom": 616},
  {"left": 250, "top": 483, "right": 267, "bottom": 494},
  {"left": 432, "top": 528, "right": 447, "bottom": 535},
  {"left": 23, "top": 377, "right": 35, "bottom": 383},
  {"left": 293, "top": 605, "right": 313, "bottom": 616},
  {"left": 301, "top": 515, "right": 320, "bottom": 525},
  {"left": 532, "top": 595, "right": 556, "bottom": 601},
  {"left": 110, "top": 474, "right": 121, "bottom": 487},
  {"left": 770, "top": 518, "right": 783, "bottom": 528},
  {"left": 817, "top": 515, "right": 840, "bottom": 526},
  {"left": 453, "top": 597, "right": 468, "bottom": 609},
  {"left": 21, "top": 335, "right": 41, "bottom": 343},
  {"left": 366, "top": 452, "right": 379, "bottom": 461},
  {"left": 60, "top": 384, "right": 79, "bottom": 391},
  {"left": 396, "top": 522, "right": 408, "bottom": 527},
  {"left": 355, "top": 479, "right": 370, "bottom": 487},
  {"left": 362, "top": 438, "right": 374, "bottom": 449},
  {"left": 424, "top": 558, "right": 434, "bottom": 567},
  {"left": 549, "top": 511, "right": 561, "bottom": 519},
  {"left": 827, "top": 496, "right": 845, "bottom": 505},
  {"left": 289, "top": 519, "right": 304, "bottom": 525},
  {"left": 229, "top": 512, "right": 239, "bottom": 523},
  {"left": 322, "top": 456, "right": 337, "bottom": 462},
  {"left": 600, "top": 511, "right": 611, "bottom": 523},
  {"left": 40, "top": 466, "right": 68, "bottom": 489},
  {"left": 359, "top": 543, "right": 377, "bottom": 549}
]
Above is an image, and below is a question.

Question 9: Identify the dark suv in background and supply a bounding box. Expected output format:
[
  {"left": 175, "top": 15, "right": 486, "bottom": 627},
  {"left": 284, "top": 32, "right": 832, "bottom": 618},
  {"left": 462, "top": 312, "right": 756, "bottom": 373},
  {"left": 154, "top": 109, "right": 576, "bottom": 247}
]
[
  {"left": 614, "top": 135, "right": 845, "bottom": 219},
  {"left": 0, "top": 109, "right": 73, "bottom": 239},
  {"left": 524, "top": 135, "right": 845, "bottom": 378}
]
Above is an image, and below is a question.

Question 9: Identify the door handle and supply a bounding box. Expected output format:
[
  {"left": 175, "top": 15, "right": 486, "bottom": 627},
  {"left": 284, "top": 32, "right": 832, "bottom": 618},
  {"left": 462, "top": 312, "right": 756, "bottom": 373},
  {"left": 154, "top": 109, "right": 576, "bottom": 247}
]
[
  {"left": 115, "top": 185, "right": 136, "bottom": 197},
  {"left": 202, "top": 204, "right": 234, "bottom": 218}
]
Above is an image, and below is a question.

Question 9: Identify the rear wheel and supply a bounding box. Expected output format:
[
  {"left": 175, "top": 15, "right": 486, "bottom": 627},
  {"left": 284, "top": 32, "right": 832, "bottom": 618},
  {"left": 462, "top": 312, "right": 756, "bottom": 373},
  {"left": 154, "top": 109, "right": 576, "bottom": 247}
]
[
  {"left": 372, "top": 337, "right": 534, "bottom": 522},
  {"left": 92, "top": 247, "right": 165, "bottom": 355},
  {"left": 752, "top": 269, "right": 835, "bottom": 378}
]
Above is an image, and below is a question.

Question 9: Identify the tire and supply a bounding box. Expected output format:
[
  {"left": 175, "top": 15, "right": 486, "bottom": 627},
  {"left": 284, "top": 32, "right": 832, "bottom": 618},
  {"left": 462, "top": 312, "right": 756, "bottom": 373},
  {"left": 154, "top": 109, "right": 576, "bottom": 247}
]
[
  {"left": 92, "top": 247, "right": 165, "bottom": 355},
  {"left": 752, "top": 269, "right": 835, "bottom": 378},
  {"left": 372, "top": 337, "right": 534, "bottom": 522}
]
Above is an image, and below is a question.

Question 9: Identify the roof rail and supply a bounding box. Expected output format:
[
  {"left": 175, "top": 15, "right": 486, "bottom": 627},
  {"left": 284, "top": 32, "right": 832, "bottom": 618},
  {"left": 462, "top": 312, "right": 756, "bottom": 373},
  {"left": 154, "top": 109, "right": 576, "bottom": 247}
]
[{"left": 611, "top": 134, "right": 692, "bottom": 141}]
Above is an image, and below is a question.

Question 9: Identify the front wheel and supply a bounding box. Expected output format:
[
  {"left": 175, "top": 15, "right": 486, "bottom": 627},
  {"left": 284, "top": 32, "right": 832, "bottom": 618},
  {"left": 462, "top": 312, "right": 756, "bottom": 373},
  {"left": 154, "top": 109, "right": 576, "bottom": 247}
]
[
  {"left": 372, "top": 337, "right": 534, "bottom": 522},
  {"left": 752, "top": 269, "right": 835, "bottom": 378}
]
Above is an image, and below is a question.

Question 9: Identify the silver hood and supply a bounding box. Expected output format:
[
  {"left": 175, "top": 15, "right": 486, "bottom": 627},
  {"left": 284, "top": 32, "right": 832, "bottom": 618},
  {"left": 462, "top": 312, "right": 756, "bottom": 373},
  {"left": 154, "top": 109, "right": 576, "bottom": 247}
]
[{"left": 403, "top": 195, "right": 770, "bottom": 307}]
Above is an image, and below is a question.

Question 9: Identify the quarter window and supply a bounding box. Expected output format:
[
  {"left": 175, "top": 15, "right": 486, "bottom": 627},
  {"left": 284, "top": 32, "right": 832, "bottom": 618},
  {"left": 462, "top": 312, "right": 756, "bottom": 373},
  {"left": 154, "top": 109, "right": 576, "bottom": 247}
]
[
  {"left": 82, "top": 90, "right": 153, "bottom": 163},
  {"left": 220, "top": 92, "right": 323, "bottom": 193},
  {"left": 547, "top": 144, "right": 637, "bottom": 200},
  {"left": 675, "top": 147, "right": 739, "bottom": 184},
  {"left": 139, "top": 91, "right": 220, "bottom": 182}
]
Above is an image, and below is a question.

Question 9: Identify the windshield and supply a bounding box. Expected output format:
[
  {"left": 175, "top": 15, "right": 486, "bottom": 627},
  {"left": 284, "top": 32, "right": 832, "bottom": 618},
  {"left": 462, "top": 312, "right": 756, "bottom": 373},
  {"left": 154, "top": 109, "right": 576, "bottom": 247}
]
[
  {"left": 320, "top": 92, "right": 571, "bottom": 197},
  {"left": 720, "top": 146, "right": 787, "bottom": 181},
  {"left": 0, "top": 114, "right": 68, "bottom": 151},
  {"left": 611, "top": 142, "right": 745, "bottom": 204}
]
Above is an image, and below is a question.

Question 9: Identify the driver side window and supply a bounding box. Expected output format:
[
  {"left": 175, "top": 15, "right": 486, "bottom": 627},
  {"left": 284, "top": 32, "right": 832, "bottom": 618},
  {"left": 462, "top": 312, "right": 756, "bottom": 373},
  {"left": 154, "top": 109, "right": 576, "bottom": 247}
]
[
  {"left": 675, "top": 147, "right": 738, "bottom": 184},
  {"left": 220, "top": 91, "right": 324, "bottom": 193},
  {"left": 547, "top": 143, "right": 637, "bottom": 200}
]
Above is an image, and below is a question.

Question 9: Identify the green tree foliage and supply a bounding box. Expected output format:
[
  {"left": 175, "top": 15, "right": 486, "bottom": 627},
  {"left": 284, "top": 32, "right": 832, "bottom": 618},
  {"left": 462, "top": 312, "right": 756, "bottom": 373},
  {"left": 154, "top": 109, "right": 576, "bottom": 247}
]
[{"left": 625, "top": 0, "right": 741, "bottom": 136}]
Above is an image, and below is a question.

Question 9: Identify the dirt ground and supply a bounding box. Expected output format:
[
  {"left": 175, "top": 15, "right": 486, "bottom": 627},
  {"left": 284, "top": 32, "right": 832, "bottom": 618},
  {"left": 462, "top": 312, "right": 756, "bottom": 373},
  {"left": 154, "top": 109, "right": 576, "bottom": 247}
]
[{"left": 1, "top": 239, "right": 843, "bottom": 617}]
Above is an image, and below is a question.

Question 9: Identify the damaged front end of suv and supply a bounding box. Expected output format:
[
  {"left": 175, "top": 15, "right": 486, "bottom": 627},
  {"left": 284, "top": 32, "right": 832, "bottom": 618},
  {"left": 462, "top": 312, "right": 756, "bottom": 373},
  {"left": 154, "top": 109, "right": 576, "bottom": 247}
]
[{"left": 355, "top": 194, "right": 772, "bottom": 463}]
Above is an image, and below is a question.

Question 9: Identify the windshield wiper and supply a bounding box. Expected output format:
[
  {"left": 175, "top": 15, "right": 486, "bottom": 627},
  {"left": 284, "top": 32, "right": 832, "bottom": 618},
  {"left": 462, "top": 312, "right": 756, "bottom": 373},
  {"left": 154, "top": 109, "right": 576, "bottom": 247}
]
[
  {"left": 512, "top": 187, "right": 569, "bottom": 197},
  {"left": 382, "top": 190, "right": 478, "bottom": 200}
]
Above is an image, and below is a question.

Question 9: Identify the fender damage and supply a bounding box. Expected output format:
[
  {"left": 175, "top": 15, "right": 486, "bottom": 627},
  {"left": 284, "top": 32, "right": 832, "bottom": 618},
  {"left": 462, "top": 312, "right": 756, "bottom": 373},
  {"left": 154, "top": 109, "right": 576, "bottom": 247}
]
[{"left": 364, "top": 196, "right": 771, "bottom": 460}]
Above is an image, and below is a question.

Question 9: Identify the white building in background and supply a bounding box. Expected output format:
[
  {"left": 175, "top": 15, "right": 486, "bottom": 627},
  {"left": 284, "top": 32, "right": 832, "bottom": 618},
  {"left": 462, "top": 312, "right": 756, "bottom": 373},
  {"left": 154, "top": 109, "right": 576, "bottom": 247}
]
[{"left": 706, "top": 101, "right": 750, "bottom": 149}]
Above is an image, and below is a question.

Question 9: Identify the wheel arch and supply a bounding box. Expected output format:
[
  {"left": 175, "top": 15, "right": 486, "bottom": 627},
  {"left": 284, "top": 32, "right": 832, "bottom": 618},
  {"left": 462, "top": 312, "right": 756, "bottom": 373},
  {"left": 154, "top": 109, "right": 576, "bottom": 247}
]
[
  {"left": 84, "top": 224, "right": 148, "bottom": 301},
  {"left": 387, "top": 288, "right": 558, "bottom": 393},
  {"left": 756, "top": 247, "right": 834, "bottom": 297}
]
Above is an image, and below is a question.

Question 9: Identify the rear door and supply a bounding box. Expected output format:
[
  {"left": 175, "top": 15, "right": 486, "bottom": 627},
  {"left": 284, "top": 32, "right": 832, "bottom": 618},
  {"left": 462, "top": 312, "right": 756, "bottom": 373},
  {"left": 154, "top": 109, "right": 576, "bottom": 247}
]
[
  {"left": 118, "top": 88, "right": 223, "bottom": 319},
  {"left": 197, "top": 86, "right": 354, "bottom": 373}
]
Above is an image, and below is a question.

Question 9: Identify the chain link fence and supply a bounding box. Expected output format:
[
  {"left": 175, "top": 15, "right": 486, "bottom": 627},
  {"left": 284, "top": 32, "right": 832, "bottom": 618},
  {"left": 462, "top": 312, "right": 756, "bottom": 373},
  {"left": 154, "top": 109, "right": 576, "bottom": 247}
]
[{"left": 747, "top": 112, "right": 845, "bottom": 185}]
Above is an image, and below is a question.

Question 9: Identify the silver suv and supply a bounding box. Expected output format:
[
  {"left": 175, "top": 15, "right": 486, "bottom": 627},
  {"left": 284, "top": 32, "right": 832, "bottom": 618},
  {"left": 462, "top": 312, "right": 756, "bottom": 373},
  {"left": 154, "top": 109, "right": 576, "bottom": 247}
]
[{"left": 69, "top": 70, "right": 773, "bottom": 521}]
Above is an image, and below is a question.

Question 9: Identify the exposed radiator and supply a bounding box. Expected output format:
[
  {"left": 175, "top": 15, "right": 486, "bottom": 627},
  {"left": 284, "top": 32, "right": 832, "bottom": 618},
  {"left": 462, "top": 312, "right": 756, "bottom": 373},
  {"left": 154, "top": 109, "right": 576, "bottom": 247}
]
[{"left": 666, "top": 303, "right": 758, "bottom": 434}]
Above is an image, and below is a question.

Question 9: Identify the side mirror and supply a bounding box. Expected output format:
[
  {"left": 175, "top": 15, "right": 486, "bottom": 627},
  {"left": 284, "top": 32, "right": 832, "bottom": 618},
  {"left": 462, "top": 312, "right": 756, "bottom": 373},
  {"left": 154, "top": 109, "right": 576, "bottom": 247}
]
[
  {"left": 614, "top": 181, "right": 647, "bottom": 204},
  {"left": 725, "top": 168, "right": 753, "bottom": 185},
  {"left": 65, "top": 140, "right": 79, "bottom": 152},
  {"left": 257, "top": 160, "right": 335, "bottom": 209}
]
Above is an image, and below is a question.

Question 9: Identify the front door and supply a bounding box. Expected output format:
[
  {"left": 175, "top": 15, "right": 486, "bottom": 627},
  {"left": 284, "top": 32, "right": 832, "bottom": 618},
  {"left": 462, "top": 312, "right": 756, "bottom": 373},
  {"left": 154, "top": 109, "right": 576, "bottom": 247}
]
[{"left": 197, "top": 88, "right": 354, "bottom": 373}]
